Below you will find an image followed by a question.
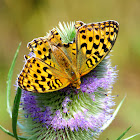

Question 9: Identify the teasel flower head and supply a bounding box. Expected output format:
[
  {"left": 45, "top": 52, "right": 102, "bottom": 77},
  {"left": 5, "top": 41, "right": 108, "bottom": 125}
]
[{"left": 18, "top": 22, "right": 118, "bottom": 140}]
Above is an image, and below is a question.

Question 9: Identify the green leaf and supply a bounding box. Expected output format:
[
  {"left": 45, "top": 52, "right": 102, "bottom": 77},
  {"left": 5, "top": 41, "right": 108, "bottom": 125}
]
[
  {"left": 0, "top": 125, "right": 15, "bottom": 138},
  {"left": 12, "top": 87, "right": 22, "bottom": 140},
  {"left": 7, "top": 42, "right": 21, "bottom": 117},
  {"left": 1, "top": 42, "right": 27, "bottom": 139},
  {"left": 123, "top": 133, "right": 140, "bottom": 140},
  {"left": 0, "top": 125, "right": 27, "bottom": 140},
  {"left": 116, "top": 126, "right": 132, "bottom": 140}
]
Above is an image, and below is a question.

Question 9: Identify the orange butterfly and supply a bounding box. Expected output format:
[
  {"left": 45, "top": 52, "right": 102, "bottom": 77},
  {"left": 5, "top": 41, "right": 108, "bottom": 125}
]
[{"left": 18, "top": 20, "right": 119, "bottom": 93}]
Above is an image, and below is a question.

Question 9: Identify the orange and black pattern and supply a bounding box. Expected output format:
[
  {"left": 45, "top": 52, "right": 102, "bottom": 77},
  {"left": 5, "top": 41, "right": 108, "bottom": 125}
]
[{"left": 18, "top": 20, "right": 119, "bottom": 93}]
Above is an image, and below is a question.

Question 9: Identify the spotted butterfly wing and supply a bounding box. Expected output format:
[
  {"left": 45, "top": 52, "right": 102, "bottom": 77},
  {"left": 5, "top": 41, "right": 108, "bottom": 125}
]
[
  {"left": 18, "top": 30, "right": 71, "bottom": 93},
  {"left": 18, "top": 57, "right": 70, "bottom": 93},
  {"left": 75, "top": 20, "right": 119, "bottom": 76}
]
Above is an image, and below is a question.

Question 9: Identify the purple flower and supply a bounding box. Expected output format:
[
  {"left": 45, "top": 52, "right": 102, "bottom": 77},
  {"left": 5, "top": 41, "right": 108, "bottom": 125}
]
[{"left": 18, "top": 56, "right": 117, "bottom": 139}]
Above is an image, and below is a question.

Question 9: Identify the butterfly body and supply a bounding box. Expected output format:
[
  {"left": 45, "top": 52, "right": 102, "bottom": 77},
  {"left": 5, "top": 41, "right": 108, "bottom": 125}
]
[
  {"left": 18, "top": 20, "right": 119, "bottom": 93},
  {"left": 47, "top": 43, "right": 81, "bottom": 89}
]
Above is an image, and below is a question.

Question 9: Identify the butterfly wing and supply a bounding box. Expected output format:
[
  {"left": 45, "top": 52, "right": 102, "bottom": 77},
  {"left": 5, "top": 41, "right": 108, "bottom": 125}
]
[
  {"left": 57, "top": 21, "right": 85, "bottom": 68},
  {"left": 76, "top": 20, "right": 119, "bottom": 76},
  {"left": 74, "top": 21, "right": 85, "bottom": 32},
  {"left": 18, "top": 29, "right": 72, "bottom": 93},
  {"left": 18, "top": 57, "right": 70, "bottom": 93}
]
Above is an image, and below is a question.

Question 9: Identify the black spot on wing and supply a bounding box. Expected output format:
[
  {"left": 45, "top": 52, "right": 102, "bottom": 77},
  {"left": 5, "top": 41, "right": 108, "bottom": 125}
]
[
  {"left": 27, "top": 85, "right": 30, "bottom": 88},
  {"left": 108, "top": 38, "right": 115, "bottom": 46},
  {"left": 38, "top": 50, "right": 42, "bottom": 55},
  {"left": 89, "top": 37, "right": 93, "bottom": 42},
  {"left": 106, "top": 32, "right": 109, "bottom": 35},
  {"left": 86, "top": 50, "right": 92, "bottom": 54},
  {"left": 100, "top": 39, "right": 104, "bottom": 43},
  {"left": 96, "top": 35, "right": 99, "bottom": 40},
  {"left": 32, "top": 59, "right": 36, "bottom": 64},
  {"left": 43, "top": 47, "right": 46, "bottom": 52},
  {"left": 37, "top": 69, "right": 41, "bottom": 73},
  {"left": 32, "top": 85, "right": 38, "bottom": 92},
  {"left": 37, "top": 63, "right": 40, "bottom": 67},
  {"left": 39, "top": 84, "right": 45, "bottom": 91},
  {"left": 35, "top": 80, "right": 39, "bottom": 83},
  {"left": 34, "top": 74, "right": 38, "bottom": 78},
  {"left": 48, "top": 74, "right": 52, "bottom": 79},
  {"left": 43, "top": 67, "right": 48, "bottom": 72},
  {"left": 41, "top": 76, "right": 46, "bottom": 81},
  {"left": 111, "top": 32, "right": 114, "bottom": 35},
  {"left": 93, "top": 43, "right": 99, "bottom": 49},
  {"left": 80, "top": 30, "right": 85, "bottom": 33},
  {"left": 82, "top": 35, "right": 86, "bottom": 39},
  {"left": 102, "top": 44, "right": 108, "bottom": 52},
  {"left": 64, "top": 43, "right": 69, "bottom": 48},
  {"left": 81, "top": 43, "right": 87, "bottom": 49}
]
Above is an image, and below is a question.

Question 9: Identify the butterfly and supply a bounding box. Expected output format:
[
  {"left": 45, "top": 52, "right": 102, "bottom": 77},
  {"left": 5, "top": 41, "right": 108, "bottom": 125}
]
[{"left": 18, "top": 20, "right": 119, "bottom": 93}]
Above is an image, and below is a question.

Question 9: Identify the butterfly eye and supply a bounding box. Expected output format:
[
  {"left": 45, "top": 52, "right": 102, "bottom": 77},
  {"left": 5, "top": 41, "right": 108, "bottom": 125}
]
[{"left": 71, "top": 71, "right": 75, "bottom": 76}]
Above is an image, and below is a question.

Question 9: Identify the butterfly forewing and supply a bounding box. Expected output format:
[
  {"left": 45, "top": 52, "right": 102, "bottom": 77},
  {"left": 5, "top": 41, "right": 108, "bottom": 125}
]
[
  {"left": 18, "top": 57, "right": 70, "bottom": 93},
  {"left": 76, "top": 20, "right": 119, "bottom": 76}
]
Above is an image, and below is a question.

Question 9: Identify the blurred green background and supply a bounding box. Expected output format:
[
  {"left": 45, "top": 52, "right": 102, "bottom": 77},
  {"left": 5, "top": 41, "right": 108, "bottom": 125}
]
[{"left": 0, "top": 0, "right": 140, "bottom": 139}]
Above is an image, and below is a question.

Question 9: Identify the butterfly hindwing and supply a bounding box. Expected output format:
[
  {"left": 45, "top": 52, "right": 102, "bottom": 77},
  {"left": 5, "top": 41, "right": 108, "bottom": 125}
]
[
  {"left": 76, "top": 20, "right": 119, "bottom": 76},
  {"left": 18, "top": 57, "right": 70, "bottom": 93}
]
